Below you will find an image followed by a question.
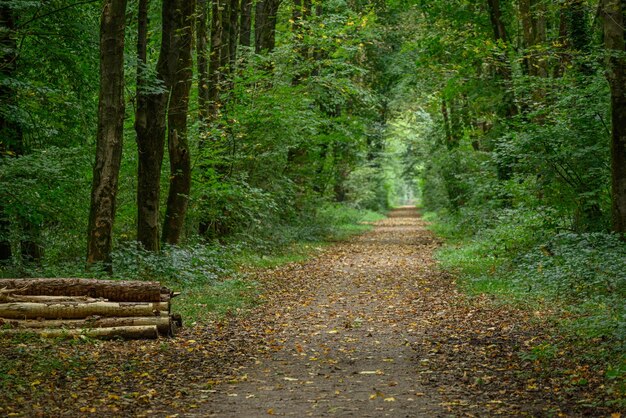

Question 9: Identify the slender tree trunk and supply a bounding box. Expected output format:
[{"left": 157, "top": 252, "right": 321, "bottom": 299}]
[
  {"left": 441, "top": 98, "right": 453, "bottom": 146},
  {"left": 602, "top": 0, "right": 626, "bottom": 234},
  {"left": 229, "top": 0, "right": 240, "bottom": 66},
  {"left": 486, "top": 0, "right": 516, "bottom": 183},
  {"left": 208, "top": 0, "right": 224, "bottom": 117},
  {"left": 198, "top": 0, "right": 210, "bottom": 122},
  {"left": 255, "top": 0, "right": 280, "bottom": 53},
  {"left": 162, "top": 0, "right": 196, "bottom": 245},
  {"left": 0, "top": 5, "right": 16, "bottom": 262},
  {"left": 0, "top": 6, "right": 43, "bottom": 264},
  {"left": 87, "top": 0, "right": 128, "bottom": 270},
  {"left": 135, "top": 0, "right": 167, "bottom": 252},
  {"left": 486, "top": 0, "right": 507, "bottom": 42},
  {"left": 519, "top": 0, "right": 535, "bottom": 75},
  {"left": 221, "top": 0, "right": 232, "bottom": 72},
  {"left": 240, "top": 0, "right": 252, "bottom": 47}
]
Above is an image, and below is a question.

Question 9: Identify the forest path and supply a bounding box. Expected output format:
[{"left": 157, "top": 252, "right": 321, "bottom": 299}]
[
  {"left": 197, "top": 207, "right": 566, "bottom": 417},
  {"left": 0, "top": 207, "right": 593, "bottom": 417},
  {"left": 202, "top": 207, "right": 443, "bottom": 417}
]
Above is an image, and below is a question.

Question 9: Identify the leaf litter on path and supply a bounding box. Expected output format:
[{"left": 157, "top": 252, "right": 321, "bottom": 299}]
[{"left": 0, "top": 207, "right": 619, "bottom": 417}]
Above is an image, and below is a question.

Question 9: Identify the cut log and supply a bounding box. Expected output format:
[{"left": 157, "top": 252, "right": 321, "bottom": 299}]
[
  {"left": 0, "top": 325, "right": 159, "bottom": 340},
  {"left": 0, "top": 301, "right": 169, "bottom": 320},
  {"left": 0, "top": 278, "right": 172, "bottom": 302},
  {"left": 0, "top": 316, "right": 174, "bottom": 336},
  {"left": 0, "top": 295, "right": 104, "bottom": 303}
]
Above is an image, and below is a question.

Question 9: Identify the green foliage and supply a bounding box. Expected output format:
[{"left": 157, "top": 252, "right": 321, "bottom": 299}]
[
  {"left": 173, "top": 279, "right": 260, "bottom": 325},
  {"left": 111, "top": 243, "right": 234, "bottom": 288}
]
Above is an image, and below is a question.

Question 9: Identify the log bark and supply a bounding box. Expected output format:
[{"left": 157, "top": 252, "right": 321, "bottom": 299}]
[
  {"left": 0, "top": 325, "right": 159, "bottom": 340},
  {"left": 0, "top": 301, "right": 169, "bottom": 320},
  {"left": 1, "top": 316, "right": 173, "bottom": 336},
  {"left": 0, "top": 278, "right": 172, "bottom": 302},
  {"left": 0, "top": 295, "right": 103, "bottom": 303}
]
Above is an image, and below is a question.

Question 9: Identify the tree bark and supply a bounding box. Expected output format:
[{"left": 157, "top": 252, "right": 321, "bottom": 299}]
[
  {"left": 0, "top": 325, "right": 159, "bottom": 340},
  {"left": 602, "top": 0, "right": 626, "bottom": 234},
  {"left": 198, "top": 0, "right": 210, "bottom": 122},
  {"left": 0, "top": 6, "right": 43, "bottom": 263},
  {"left": 441, "top": 98, "right": 453, "bottom": 147},
  {"left": 0, "top": 295, "right": 103, "bottom": 303},
  {"left": 486, "top": 0, "right": 507, "bottom": 42},
  {"left": 135, "top": 0, "right": 167, "bottom": 252},
  {"left": 240, "top": 0, "right": 252, "bottom": 47},
  {"left": 0, "top": 301, "right": 168, "bottom": 320},
  {"left": 255, "top": 0, "right": 280, "bottom": 53},
  {"left": 228, "top": 0, "right": 240, "bottom": 67},
  {"left": 162, "top": 0, "right": 196, "bottom": 245},
  {"left": 0, "top": 278, "right": 171, "bottom": 302},
  {"left": 87, "top": 0, "right": 128, "bottom": 270},
  {"left": 208, "top": 0, "right": 224, "bottom": 117},
  {"left": 2, "top": 316, "right": 173, "bottom": 336}
]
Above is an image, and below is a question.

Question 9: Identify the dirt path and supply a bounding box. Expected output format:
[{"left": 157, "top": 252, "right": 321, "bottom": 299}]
[
  {"left": 1, "top": 207, "right": 612, "bottom": 417},
  {"left": 203, "top": 207, "right": 443, "bottom": 417},
  {"left": 197, "top": 207, "right": 594, "bottom": 417}
]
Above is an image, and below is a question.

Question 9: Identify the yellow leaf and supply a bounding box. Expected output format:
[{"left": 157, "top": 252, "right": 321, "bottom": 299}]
[{"left": 384, "top": 397, "right": 396, "bottom": 402}]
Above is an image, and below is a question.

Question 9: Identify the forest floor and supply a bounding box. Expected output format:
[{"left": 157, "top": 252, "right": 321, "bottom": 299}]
[{"left": 0, "top": 207, "right": 620, "bottom": 417}]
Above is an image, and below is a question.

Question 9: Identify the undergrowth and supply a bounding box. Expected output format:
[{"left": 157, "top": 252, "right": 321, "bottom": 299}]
[
  {"left": 170, "top": 204, "right": 384, "bottom": 324},
  {"left": 426, "top": 208, "right": 626, "bottom": 407}
]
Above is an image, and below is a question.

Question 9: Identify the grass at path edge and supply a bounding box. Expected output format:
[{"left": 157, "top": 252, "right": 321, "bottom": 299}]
[
  {"left": 171, "top": 205, "right": 386, "bottom": 325},
  {"left": 422, "top": 210, "right": 626, "bottom": 410}
]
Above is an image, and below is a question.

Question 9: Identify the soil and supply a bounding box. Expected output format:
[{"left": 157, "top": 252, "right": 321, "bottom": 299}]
[
  {"left": 0, "top": 207, "right": 617, "bottom": 417},
  {"left": 196, "top": 207, "right": 613, "bottom": 417}
]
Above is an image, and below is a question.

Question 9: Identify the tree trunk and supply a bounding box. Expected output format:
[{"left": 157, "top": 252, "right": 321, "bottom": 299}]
[
  {"left": 2, "top": 316, "right": 174, "bottom": 336},
  {"left": 0, "top": 301, "right": 168, "bottom": 320},
  {"left": 221, "top": 0, "right": 233, "bottom": 72},
  {"left": 240, "top": 0, "right": 252, "bottom": 47},
  {"left": 162, "top": 0, "right": 196, "bottom": 245},
  {"left": 209, "top": 0, "right": 224, "bottom": 117},
  {"left": 255, "top": 0, "right": 280, "bottom": 53},
  {"left": 441, "top": 98, "right": 453, "bottom": 146},
  {"left": 0, "top": 205, "right": 10, "bottom": 262},
  {"left": 519, "top": 0, "right": 535, "bottom": 75},
  {"left": 0, "top": 6, "right": 43, "bottom": 263},
  {"left": 486, "top": 0, "right": 507, "bottom": 42},
  {"left": 228, "top": 0, "right": 240, "bottom": 67},
  {"left": 135, "top": 0, "right": 167, "bottom": 252},
  {"left": 602, "top": 0, "right": 626, "bottom": 234},
  {"left": 87, "top": 0, "right": 128, "bottom": 270},
  {"left": 198, "top": 0, "right": 210, "bottom": 122},
  {"left": 0, "top": 325, "right": 159, "bottom": 340},
  {"left": 0, "top": 278, "right": 171, "bottom": 302}
]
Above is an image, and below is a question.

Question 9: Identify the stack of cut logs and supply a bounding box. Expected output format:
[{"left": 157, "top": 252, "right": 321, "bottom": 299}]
[{"left": 0, "top": 278, "right": 181, "bottom": 340}]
